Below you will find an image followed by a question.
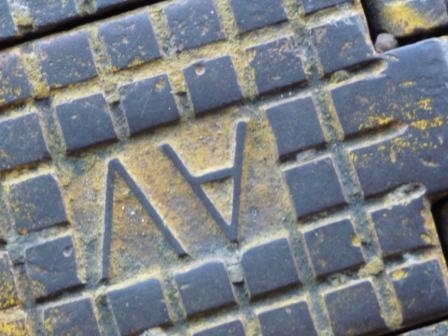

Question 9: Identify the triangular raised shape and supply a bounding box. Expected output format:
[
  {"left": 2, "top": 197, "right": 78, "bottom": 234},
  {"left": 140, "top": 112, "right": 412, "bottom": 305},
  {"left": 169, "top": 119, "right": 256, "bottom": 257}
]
[{"left": 201, "top": 177, "right": 234, "bottom": 225}]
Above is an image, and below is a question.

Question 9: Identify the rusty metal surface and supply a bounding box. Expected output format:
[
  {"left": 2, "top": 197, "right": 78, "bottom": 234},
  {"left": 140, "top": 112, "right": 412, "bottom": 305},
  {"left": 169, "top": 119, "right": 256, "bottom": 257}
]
[{"left": 1, "top": 0, "right": 448, "bottom": 335}]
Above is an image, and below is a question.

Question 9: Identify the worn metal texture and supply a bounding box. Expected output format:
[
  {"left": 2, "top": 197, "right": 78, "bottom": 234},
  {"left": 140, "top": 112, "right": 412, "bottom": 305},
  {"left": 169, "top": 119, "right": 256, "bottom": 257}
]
[
  {"left": 364, "top": 0, "right": 448, "bottom": 39},
  {"left": 0, "top": 0, "right": 146, "bottom": 45},
  {"left": 1, "top": 0, "right": 448, "bottom": 335}
]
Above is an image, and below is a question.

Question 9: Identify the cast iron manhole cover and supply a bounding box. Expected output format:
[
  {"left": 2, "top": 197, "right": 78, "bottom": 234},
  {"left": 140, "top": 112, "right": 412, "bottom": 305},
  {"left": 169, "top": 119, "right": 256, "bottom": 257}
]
[{"left": 1, "top": 0, "right": 448, "bottom": 335}]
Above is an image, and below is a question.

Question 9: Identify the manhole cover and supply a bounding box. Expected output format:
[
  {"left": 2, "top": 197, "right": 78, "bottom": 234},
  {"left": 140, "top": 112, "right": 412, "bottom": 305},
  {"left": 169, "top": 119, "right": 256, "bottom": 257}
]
[{"left": 1, "top": 0, "right": 448, "bottom": 335}]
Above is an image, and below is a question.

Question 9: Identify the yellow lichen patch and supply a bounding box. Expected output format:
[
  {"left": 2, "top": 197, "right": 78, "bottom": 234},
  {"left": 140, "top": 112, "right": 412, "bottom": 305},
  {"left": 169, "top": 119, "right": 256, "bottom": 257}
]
[
  {"left": 363, "top": 115, "right": 394, "bottom": 128},
  {"left": 165, "top": 118, "right": 235, "bottom": 174},
  {"left": 381, "top": 284, "right": 403, "bottom": 329},
  {"left": 238, "top": 113, "right": 294, "bottom": 242},
  {"left": 12, "top": 9, "right": 34, "bottom": 29},
  {"left": 60, "top": 100, "right": 293, "bottom": 282},
  {"left": 399, "top": 80, "right": 416, "bottom": 87},
  {"left": 202, "top": 178, "right": 234, "bottom": 223},
  {"left": 0, "top": 314, "right": 29, "bottom": 336},
  {"left": 410, "top": 116, "right": 444, "bottom": 131},
  {"left": 418, "top": 98, "right": 432, "bottom": 111},
  {"left": 358, "top": 257, "right": 384, "bottom": 277},
  {"left": 391, "top": 136, "right": 409, "bottom": 152},
  {"left": 420, "top": 233, "right": 432, "bottom": 244},
  {"left": 411, "top": 120, "right": 429, "bottom": 130},
  {"left": 391, "top": 268, "right": 407, "bottom": 280},
  {"left": 381, "top": 2, "right": 432, "bottom": 37},
  {"left": 0, "top": 281, "right": 18, "bottom": 310},
  {"left": 420, "top": 202, "right": 437, "bottom": 245},
  {"left": 351, "top": 234, "right": 362, "bottom": 247},
  {"left": 42, "top": 308, "right": 58, "bottom": 335},
  {"left": 330, "top": 70, "right": 350, "bottom": 83},
  {"left": 30, "top": 280, "right": 46, "bottom": 299},
  {"left": 0, "top": 257, "right": 19, "bottom": 310},
  {"left": 20, "top": 50, "right": 50, "bottom": 99},
  {"left": 115, "top": 120, "right": 239, "bottom": 260},
  {"left": 107, "top": 166, "right": 184, "bottom": 280}
]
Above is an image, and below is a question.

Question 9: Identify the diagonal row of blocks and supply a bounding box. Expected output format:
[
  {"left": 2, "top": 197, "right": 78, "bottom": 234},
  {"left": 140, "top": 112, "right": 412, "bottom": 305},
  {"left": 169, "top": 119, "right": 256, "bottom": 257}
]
[
  {"left": 1, "top": 180, "right": 447, "bottom": 335},
  {"left": 268, "top": 38, "right": 448, "bottom": 217},
  {"left": 0, "top": 7, "right": 374, "bottom": 176},
  {"left": 0, "top": 0, "right": 354, "bottom": 43}
]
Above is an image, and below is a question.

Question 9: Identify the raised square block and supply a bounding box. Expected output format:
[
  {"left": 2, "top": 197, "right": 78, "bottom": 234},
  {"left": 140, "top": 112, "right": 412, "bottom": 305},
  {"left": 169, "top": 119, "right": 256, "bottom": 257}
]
[
  {"left": 194, "top": 320, "right": 245, "bottom": 336},
  {"left": 165, "top": 0, "right": 224, "bottom": 51},
  {"left": 106, "top": 278, "right": 171, "bottom": 335},
  {"left": 183, "top": 56, "right": 243, "bottom": 115},
  {"left": 25, "top": 235, "right": 83, "bottom": 299},
  {"left": 258, "top": 301, "right": 318, "bottom": 336},
  {"left": 241, "top": 238, "right": 300, "bottom": 299},
  {"left": 284, "top": 156, "right": 346, "bottom": 217},
  {"left": 0, "top": 52, "right": 32, "bottom": 107},
  {"left": 56, "top": 93, "right": 117, "bottom": 152},
  {"left": 371, "top": 196, "right": 433, "bottom": 257},
  {"left": 38, "top": 31, "right": 97, "bottom": 88},
  {"left": 334, "top": 42, "right": 448, "bottom": 198},
  {"left": 311, "top": 14, "right": 375, "bottom": 75},
  {"left": 26, "top": 0, "right": 78, "bottom": 28},
  {"left": 175, "top": 261, "right": 236, "bottom": 317},
  {"left": 389, "top": 259, "right": 448, "bottom": 325},
  {"left": 0, "top": 113, "right": 50, "bottom": 172},
  {"left": 304, "top": 219, "right": 364, "bottom": 277},
  {"left": 99, "top": 12, "right": 161, "bottom": 70},
  {"left": 120, "top": 74, "right": 180, "bottom": 135},
  {"left": 330, "top": 39, "right": 448, "bottom": 138},
  {"left": 9, "top": 174, "right": 67, "bottom": 234},
  {"left": 248, "top": 36, "right": 307, "bottom": 94},
  {"left": 348, "top": 125, "right": 448, "bottom": 198},
  {"left": 266, "top": 96, "right": 324, "bottom": 159},
  {"left": 324, "top": 280, "right": 387, "bottom": 335},
  {"left": 42, "top": 297, "right": 100, "bottom": 336},
  {"left": 229, "top": 0, "right": 287, "bottom": 33},
  {"left": 0, "top": 0, "right": 16, "bottom": 39}
]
